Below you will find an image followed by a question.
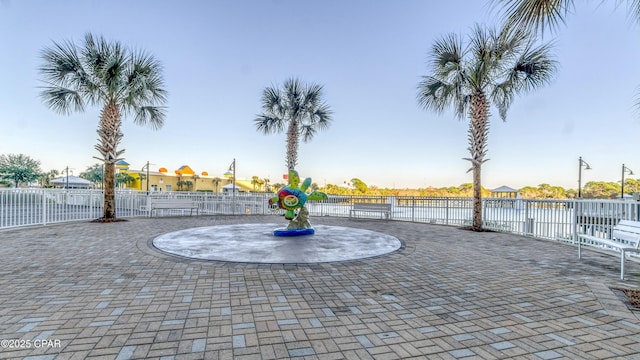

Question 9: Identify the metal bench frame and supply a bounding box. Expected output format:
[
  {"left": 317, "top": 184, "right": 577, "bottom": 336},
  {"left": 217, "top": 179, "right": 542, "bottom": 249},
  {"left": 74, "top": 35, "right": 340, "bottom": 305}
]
[
  {"left": 349, "top": 202, "right": 391, "bottom": 219},
  {"left": 578, "top": 219, "right": 640, "bottom": 279},
  {"left": 149, "top": 199, "right": 199, "bottom": 217}
]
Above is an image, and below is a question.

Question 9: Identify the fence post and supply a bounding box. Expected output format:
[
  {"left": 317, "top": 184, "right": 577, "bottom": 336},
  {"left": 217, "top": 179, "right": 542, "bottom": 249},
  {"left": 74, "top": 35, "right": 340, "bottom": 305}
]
[
  {"left": 411, "top": 197, "right": 415, "bottom": 222},
  {"left": 42, "top": 189, "right": 47, "bottom": 226},
  {"left": 572, "top": 199, "right": 579, "bottom": 245},
  {"left": 445, "top": 198, "right": 449, "bottom": 225},
  {"left": 524, "top": 202, "right": 530, "bottom": 234},
  {"left": 482, "top": 198, "right": 487, "bottom": 228}
]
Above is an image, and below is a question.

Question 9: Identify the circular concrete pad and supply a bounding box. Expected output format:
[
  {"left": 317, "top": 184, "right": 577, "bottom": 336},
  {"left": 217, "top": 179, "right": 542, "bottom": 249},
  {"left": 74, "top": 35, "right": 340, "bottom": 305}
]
[{"left": 152, "top": 223, "right": 402, "bottom": 263}]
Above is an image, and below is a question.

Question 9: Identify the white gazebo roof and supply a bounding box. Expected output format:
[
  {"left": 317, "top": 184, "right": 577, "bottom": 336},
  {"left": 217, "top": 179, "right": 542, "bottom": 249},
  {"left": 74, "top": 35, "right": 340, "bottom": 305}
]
[
  {"left": 491, "top": 185, "right": 519, "bottom": 193},
  {"left": 51, "top": 175, "right": 92, "bottom": 185}
]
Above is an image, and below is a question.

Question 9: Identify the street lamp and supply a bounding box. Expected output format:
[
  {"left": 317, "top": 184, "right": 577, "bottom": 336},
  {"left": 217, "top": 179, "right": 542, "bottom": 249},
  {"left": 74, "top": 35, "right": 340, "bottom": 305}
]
[
  {"left": 141, "top": 161, "right": 152, "bottom": 193},
  {"left": 62, "top": 166, "right": 74, "bottom": 189},
  {"left": 577, "top": 157, "right": 591, "bottom": 198},
  {"left": 621, "top": 164, "right": 634, "bottom": 200},
  {"left": 224, "top": 158, "right": 236, "bottom": 214}
]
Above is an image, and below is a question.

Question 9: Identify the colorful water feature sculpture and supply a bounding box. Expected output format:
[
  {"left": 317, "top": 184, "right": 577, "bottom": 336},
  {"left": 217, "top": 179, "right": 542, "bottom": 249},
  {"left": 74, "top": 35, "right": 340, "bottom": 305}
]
[{"left": 270, "top": 169, "right": 327, "bottom": 235}]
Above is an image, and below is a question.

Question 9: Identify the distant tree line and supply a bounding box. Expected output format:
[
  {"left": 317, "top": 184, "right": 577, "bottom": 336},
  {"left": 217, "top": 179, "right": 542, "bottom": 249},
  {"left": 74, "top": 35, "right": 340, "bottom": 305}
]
[
  {"left": 2, "top": 153, "right": 640, "bottom": 199},
  {"left": 319, "top": 178, "right": 640, "bottom": 199}
]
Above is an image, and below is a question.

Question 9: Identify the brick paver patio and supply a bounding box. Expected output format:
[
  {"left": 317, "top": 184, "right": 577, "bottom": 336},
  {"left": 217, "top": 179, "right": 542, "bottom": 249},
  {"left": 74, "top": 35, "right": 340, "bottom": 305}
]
[{"left": 1, "top": 215, "right": 639, "bottom": 359}]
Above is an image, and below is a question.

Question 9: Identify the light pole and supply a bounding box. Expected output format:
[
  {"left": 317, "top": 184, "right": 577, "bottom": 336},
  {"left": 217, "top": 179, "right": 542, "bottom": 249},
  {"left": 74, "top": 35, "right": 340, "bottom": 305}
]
[
  {"left": 622, "top": 164, "right": 634, "bottom": 200},
  {"left": 62, "top": 166, "right": 74, "bottom": 189},
  {"left": 577, "top": 157, "right": 591, "bottom": 198},
  {"left": 141, "top": 161, "right": 151, "bottom": 193},
  {"left": 224, "top": 158, "right": 236, "bottom": 214}
]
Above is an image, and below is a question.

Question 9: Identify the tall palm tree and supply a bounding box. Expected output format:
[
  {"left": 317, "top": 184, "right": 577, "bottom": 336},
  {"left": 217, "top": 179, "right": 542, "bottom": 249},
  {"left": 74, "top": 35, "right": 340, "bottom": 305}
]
[
  {"left": 39, "top": 33, "right": 167, "bottom": 220},
  {"left": 417, "top": 24, "right": 556, "bottom": 231},
  {"left": 255, "top": 78, "right": 332, "bottom": 170}
]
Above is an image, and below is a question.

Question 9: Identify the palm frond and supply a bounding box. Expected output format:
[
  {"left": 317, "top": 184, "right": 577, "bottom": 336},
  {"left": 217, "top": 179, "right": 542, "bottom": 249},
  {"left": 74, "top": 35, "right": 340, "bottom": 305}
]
[
  {"left": 431, "top": 32, "right": 464, "bottom": 81},
  {"left": 39, "top": 86, "right": 85, "bottom": 115},
  {"left": 417, "top": 76, "right": 468, "bottom": 119},
  {"left": 80, "top": 33, "right": 111, "bottom": 102},
  {"left": 419, "top": 31, "right": 472, "bottom": 120},
  {"left": 491, "top": 83, "right": 513, "bottom": 120},
  {"left": 261, "top": 86, "right": 284, "bottom": 117},
  {"left": 494, "top": 40, "right": 557, "bottom": 106},
  {"left": 300, "top": 103, "right": 332, "bottom": 142},
  {"left": 494, "top": 0, "right": 573, "bottom": 36},
  {"left": 254, "top": 115, "right": 285, "bottom": 134},
  {"left": 132, "top": 106, "right": 166, "bottom": 130},
  {"left": 469, "top": 25, "right": 493, "bottom": 65},
  {"left": 629, "top": 0, "right": 640, "bottom": 24},
  {"left": 39, "top": 40, "right": 83, "bottom": 84},
  {"left": 121, "top": 50, "right": 168, "bottom": 118},
  {"left": 39, "top": 39, "right": 93, "bottom": 110},
  {"left": 284, "top": 78, "right": 304, "bottom": 118},
  {"left": 303, "top": 83, "right": 324, "bottom": 107},
  {"left": 307, "top": 104, "right": 332, "bottom": 129},
  {"left": 300, "top": 124, "right": 317, "bottom": 142}
]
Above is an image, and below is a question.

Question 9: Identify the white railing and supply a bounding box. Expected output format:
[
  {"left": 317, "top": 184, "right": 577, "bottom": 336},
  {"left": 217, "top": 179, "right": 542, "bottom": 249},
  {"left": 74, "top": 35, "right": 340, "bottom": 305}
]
[{"left": 1, "top": 189, "right": 639, "bottom": 247}]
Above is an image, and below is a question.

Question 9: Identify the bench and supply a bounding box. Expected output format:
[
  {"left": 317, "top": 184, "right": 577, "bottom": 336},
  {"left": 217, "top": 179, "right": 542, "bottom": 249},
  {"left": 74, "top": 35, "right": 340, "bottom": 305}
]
[
  {"left": 149, "top": 199, "right": 199, "bottom": 216},
  {"left": 349, "top": 202, "right": 391, "bottom": 219},
  {"left": 577, "top": 219, "right": 640, "bottom": 280}
]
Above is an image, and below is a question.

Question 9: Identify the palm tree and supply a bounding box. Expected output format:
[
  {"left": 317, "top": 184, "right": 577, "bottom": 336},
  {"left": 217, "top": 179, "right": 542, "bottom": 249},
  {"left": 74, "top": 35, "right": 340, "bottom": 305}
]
[
  {"left": 39, "top": 169, "right": 60, "bottom": 188},
  {"left": 251, "top": 175, "right": 262, "bottom": 192},
  {"left": 115, "top": 172, "right": 136, "bottom": 188},
  {"left": 212, "top": 177, "right": 222, "bottom": 193},
  {"left": 79, "top": 164, "right": 105, "bottom": 189},
  {"left": 417, "top": 25, "right": 556, "bottom": 230},
  {"left": 494, "top": 0, "right": 640, "bottom": 111},
  {"left": 255, "top": 78, "right": 332, "bottom": 170},
  {"left": 493, "top": 0, "right": 640, "bottom": 35},
  {"left": 176, "top": 180, "right": 186, "bottom": 191},
  {"left": 263, "top": 178, "right": 271, "bottom": 192},
  {"left": 137, "top": 173, "right": 147, "bottom": 191},
  {"left": 39, "top": 33, "right": 167, "bottom": 220}
]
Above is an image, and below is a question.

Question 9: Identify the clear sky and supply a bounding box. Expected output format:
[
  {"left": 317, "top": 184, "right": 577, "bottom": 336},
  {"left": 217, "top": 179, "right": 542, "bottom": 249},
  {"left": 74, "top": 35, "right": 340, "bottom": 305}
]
[{"left": 1, "top": 1, "right": 639, "bottom": 189}]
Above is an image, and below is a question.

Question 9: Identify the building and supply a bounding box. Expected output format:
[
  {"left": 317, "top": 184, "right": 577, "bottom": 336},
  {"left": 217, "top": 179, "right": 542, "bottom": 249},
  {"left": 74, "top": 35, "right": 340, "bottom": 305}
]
[
  {"left": 115, "top": 162, "right": 266, "bottom": 193},
  {"left": 51, "top": 175, "right": 93, "bottom": 189},
  {"left": 490, "top": 185, "right": 520, "bottom": 199}
]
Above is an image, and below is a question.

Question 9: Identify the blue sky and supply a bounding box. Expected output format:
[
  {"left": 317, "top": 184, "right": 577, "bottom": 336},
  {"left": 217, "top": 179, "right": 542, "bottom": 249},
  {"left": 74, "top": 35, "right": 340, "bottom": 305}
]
[{"left": 1, "top": 1, "right": 639, "bottom": 189}]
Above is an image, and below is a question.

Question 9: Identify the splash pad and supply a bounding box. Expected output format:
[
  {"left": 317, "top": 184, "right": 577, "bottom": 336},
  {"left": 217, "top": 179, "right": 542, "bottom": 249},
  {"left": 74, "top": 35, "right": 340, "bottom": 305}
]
[{"left": 152, "top": 223, "right": 402, "bottom": 264}]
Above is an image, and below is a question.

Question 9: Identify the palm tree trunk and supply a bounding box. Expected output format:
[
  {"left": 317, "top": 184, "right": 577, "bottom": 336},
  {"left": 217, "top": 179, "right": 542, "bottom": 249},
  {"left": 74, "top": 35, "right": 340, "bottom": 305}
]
[
  {"left": 104, "top": 162, "right": 116, "bottom": 218},
  {"left": 469, "top": 91, "right": 489, "bottom": 231},
  {"left": 472, "top": 164, "right": 482, "bottom": 230},
  {"left": 286, "top": 121, "right": 299, "bottom": 169},
  {"left": 96, "top": 103, "right": 124, "bottom": 219}
]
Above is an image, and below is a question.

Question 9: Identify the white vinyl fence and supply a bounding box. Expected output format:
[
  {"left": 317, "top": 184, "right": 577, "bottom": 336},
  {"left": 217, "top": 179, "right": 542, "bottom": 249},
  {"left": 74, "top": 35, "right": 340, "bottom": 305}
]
[{"left": 1, "top": 189, "right": 639, "bottom": 247}]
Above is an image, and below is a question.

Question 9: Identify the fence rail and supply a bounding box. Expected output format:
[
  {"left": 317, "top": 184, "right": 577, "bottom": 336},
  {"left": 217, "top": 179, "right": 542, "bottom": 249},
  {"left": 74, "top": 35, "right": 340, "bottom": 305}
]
[{"left": 2, "top": 189, "right": 639, "bottom": 248}]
